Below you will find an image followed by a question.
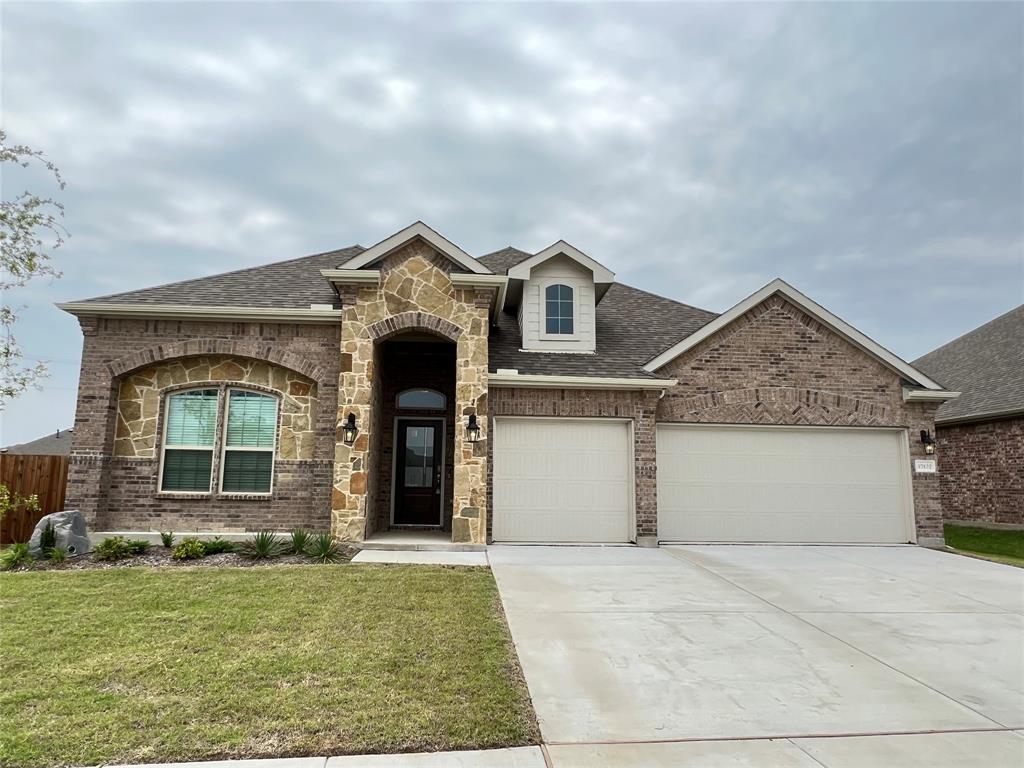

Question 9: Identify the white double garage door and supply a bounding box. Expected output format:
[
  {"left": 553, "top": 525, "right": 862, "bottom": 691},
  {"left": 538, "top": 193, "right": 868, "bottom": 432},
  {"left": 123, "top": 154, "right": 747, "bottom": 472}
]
[{"left": 492, "top": 418, "right": 914, "bottom": 544}]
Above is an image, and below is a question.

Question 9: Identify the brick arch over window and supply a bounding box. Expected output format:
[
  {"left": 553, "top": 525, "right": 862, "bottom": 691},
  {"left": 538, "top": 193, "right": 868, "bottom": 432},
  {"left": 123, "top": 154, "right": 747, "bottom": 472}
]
[
  {"left": 663, "top": 386, "right": 893, "bottom": 427},
  {"left": 106, "top": 339, "right": 327, "bottom": 385},
  {"left": 364, "top": 311, "right": 463, "bottom": 343}
]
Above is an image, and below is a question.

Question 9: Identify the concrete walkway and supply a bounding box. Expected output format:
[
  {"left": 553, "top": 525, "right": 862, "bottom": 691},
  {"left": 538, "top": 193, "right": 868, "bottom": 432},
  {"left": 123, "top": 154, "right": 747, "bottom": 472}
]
[{"left": 490, "top": 544, "right": 1024, "bottom": 767}]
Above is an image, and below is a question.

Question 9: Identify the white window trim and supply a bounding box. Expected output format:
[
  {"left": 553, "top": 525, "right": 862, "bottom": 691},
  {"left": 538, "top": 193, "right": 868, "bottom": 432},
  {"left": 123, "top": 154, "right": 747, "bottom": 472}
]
[
  {"left": 157, "top": 387, "right": 219, "bottom": 494},
  {"left": 218, "top": 388, "right": 279, "bottom": 496},
  {"left": 538, "top": 278, "right": 582, "bottom": 341}
]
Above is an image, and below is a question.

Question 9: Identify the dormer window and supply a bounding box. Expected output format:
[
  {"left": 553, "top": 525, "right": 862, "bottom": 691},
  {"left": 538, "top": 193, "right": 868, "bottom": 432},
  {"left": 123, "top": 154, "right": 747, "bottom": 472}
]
[{"left": 545, "top": 284, "right": 575, "bottom": 335}]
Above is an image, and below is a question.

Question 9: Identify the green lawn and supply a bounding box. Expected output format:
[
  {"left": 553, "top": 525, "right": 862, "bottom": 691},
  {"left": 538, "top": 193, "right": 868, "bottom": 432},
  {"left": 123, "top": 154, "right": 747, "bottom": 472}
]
[
  {"left": 0, "top": 565, "right": 539, "bottom": 767},
  {"left": 945, "top": 523, "right": 1024, "bottom": 568}
]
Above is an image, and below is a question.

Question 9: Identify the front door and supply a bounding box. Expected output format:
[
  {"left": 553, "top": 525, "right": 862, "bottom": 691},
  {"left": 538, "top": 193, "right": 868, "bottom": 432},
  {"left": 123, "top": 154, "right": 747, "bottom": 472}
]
[{"left": 394, "top": 418, "right": 443, "bottom": 526}]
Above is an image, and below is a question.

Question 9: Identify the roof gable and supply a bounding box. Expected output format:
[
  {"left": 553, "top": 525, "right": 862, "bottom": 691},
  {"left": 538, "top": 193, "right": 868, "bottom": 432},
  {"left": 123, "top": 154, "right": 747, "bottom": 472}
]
[
  {"left": 643, "top": 278, "right": 948, "bottom": 392},
  {"left": 507, "top": 240, "right": 614, "bottom": 284},
  {"left": 340, "top": 221, "right": 492, "bottom": 275}
]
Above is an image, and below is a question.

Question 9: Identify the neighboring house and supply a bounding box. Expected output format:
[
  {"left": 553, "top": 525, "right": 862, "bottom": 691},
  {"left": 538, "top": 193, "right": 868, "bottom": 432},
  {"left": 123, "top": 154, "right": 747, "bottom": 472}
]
[
  {"left": 58, "top": 222, "right": 958, "bottom": 546},
  {"left": 914, "top": 305, "right": 1024, "bottom": 527},
  {"left": 2, "top": 428, "right": 74, "bottom": 456}
]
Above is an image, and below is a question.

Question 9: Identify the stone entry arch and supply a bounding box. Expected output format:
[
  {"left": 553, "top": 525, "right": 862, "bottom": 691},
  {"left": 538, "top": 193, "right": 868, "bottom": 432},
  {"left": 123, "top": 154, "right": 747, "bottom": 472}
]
[{"left": 331, "top": 239, "right": 491, "bottom": 544}]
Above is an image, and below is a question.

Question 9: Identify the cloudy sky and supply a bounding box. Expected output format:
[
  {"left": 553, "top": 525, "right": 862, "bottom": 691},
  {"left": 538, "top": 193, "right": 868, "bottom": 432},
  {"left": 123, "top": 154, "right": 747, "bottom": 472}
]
[{"left": 2, "top": 1, "right": 1022, "bottom": 445}]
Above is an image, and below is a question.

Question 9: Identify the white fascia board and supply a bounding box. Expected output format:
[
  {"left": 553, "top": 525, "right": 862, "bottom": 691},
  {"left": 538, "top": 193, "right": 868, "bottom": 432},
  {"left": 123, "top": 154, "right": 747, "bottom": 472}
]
[
  {"left": 57, "top": 302, "right": 343, "bottom": 324},
  {"left": 506, "top": 240, "right": 615, "bottom": 283},
  {"left": 903, "top": 388, "right": 961, "bottom": 402},
  {"left": 643, "top": 278, "right": 947, "bottom": 391},
  {"left": 320, "top": 268, "right": 381, "bottom": 285},
  {"left": 488, "top": 372, "right": 677, "bottom": 391},
  {"left": 340, "top": 221, "right": 492, "bottom": 275}
]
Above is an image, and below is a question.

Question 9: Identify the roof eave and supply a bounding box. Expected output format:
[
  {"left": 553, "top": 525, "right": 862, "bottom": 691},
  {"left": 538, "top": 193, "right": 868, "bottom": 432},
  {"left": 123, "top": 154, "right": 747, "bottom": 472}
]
[
  {"left": 489, "top": 372, "right": 677, "bottom": 391},
  {"left": 57, "top": 302, "right": 343, "bottom": 324}
]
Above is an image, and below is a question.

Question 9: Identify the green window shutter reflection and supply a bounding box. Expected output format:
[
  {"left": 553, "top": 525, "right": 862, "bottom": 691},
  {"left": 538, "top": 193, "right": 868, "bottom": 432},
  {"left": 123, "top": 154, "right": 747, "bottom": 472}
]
[
  {"left": 221, "top": 451, "right": 273, "bottom": 493},
  {"left": 164, "top": 390, "right": 218, "bottom": 446},
  {"left": 226, "top": 391, "right": 278, "bottom": 448},
  {"left": 161, "top": 449, "right": 213, "bottom": 491}
]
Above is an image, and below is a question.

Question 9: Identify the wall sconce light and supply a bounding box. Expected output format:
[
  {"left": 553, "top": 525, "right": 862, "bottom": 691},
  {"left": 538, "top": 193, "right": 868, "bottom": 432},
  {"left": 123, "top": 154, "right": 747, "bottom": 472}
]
[
  {"left": 342, "top": 413, "right": 358, "bottom": 445},
  {"left": 466, "top": 414, "right": 481, "bottom": 443},
  {"left": 920, "top": 429, "right": 936, "bottom": 455}
]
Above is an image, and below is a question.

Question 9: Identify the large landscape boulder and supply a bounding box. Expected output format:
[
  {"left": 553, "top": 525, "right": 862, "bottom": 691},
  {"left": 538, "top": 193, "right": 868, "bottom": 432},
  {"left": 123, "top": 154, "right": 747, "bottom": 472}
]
[{"left": 27, "top": 510, "right": 92, "bottom": 557}]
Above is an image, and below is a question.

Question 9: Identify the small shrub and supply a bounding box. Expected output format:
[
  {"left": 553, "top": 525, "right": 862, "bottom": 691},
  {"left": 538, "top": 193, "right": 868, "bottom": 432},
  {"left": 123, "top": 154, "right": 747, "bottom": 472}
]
[
  {"left": 200, "top": 538, "right": 235, "bottom": 556},
  {"left": 308, "top": 532, "right": 343, "bottom": 564},
  {"left": 93, "top": 536, "right": 133, "bottom": 561},
  {"left": 289, "top": 527, "right": 311, "bottom": 555},
  {"left": 0, "top": 543, "right": 34, "bottom": 571},
  {"left": 172, "top": 538, "right": 206, "bottom": 561},
  {"left": 127, "top": 539, "right": 150, "bottom": 555},
  {"left": 46, "top": 546, "right": 68, "bottom": 564},
  {"left": 239, "top": 530, "right": 284, "bottom": 560},
  {"left": 39, "top": 520, "right": 57, "bottom": 552},
  {"left": 159, "top": 531, "right": 175, "bottom": 548}
]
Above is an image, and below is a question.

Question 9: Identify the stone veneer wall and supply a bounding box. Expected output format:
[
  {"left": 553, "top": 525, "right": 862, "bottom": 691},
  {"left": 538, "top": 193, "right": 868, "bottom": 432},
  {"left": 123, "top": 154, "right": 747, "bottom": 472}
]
[
  {"left": 332, "top": 241, "right": 492, "bottom": 544},
  {"left": 654, "top": 295, "right": 944, "bottom": 543},
  {"left": 488, "top": 387, "right": 660, "bottom": 542},
  {"left": 66, "top": 320, "right": 340, "bottom": 532},
  {"left": 937, "top": 417, "right": 1024, "bottom": 527},
  {"left": 113, "top": 355, "right": 317, "bottom": 460}
]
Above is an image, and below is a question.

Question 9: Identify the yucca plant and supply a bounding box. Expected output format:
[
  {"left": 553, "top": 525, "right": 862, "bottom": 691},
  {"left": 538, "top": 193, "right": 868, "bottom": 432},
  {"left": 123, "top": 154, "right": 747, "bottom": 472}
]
[
  {"left": 289, "top": 527, "right": 311, "bottom": 555},
  {"left": 159, "top": 531, "right": 175, "bottom": 548},
  {"left": 308, "top": 532, "right": 343, "bottom": 564},
  {"left": 239, "top": 530, "right": 284, "bottom": 560}
]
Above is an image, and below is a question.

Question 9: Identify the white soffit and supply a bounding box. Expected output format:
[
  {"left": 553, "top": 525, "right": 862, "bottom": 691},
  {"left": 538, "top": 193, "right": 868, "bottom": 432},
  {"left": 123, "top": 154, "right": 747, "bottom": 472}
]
[
  {"left": 642, "top": 278, "right": 947, "bottom": 391},
  {"left": 507, "top": 240, "right": 615, "bottom": 283},
  {"left": 340, "top": 221, "right": 492, "bottom": 275}
]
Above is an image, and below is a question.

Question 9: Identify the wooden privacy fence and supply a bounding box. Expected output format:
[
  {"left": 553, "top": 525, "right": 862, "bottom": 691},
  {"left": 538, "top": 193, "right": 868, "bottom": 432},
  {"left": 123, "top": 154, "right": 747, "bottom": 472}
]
[{"left": 0, "top": 454, "right": 69, "bottom": 544}]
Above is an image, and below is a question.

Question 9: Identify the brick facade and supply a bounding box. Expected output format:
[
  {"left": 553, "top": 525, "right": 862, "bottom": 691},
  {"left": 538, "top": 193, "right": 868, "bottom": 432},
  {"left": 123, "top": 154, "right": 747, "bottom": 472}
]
[
  {"left": 488, "top": 387, "right": 660, "bottom": 543},
  {"left": 937, "top": 417, "right": 1024, "bottom": 526},
  {"left": 654, "top": 295, "right": 943, "bottom": 543},
  {"left": 66, "top": 318, "right": 340, "bottom": 532}
]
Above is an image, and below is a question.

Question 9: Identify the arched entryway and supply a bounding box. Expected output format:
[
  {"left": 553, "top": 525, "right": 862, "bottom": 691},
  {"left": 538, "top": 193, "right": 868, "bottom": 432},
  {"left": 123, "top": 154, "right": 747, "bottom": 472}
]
[{"left": 368, "top": 332, "right": 457, "bottom": 538}]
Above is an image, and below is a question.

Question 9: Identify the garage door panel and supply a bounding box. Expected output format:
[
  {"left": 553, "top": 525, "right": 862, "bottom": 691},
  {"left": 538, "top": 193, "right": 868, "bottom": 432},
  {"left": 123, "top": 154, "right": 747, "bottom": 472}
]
[
  {"left": 493, "top": 419, "right": 631, "bottom": 543},
  {"left": 657, "top": 426, "right": 911, "bottom": 543}
]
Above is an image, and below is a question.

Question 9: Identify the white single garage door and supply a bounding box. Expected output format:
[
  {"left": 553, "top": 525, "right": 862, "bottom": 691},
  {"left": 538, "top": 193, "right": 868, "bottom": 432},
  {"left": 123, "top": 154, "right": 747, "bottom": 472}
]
[
  {"left": 493, "top": 418, "right": 632, "bottom": 542},
  {"left": 657, "top": 425, "right": 912, "bottom": 543}
]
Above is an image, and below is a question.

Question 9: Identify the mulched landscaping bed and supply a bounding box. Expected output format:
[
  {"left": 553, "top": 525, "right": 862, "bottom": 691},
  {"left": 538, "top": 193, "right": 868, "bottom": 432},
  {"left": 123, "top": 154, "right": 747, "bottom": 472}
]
[{"left": 7, "top": 544, "right": 359, "bottom": 572}]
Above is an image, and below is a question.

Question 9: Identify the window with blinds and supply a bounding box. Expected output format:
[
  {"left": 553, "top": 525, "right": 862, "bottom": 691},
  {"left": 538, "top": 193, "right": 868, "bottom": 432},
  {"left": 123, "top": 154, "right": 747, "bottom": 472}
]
[
  {"left": 158, "top": 386, "right": 279, "bottom": 495},
  {"left": 160, "top": 389, "right": 218, "bottom": 491},
  {"left": 221, "top": 390, "right": 277, "bottom": 493}
]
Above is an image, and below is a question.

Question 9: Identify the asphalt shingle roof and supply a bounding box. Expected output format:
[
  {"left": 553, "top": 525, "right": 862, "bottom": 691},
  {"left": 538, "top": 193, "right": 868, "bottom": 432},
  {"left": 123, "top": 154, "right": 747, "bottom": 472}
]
[
  {"left": 72, "top": 246, "right": 365, "bottom": 308},
  {"left": 487, "top": 282, "right": 718, "bottom": 379},
  {"left": 69, "top": 243, "right": 718, "bottom": 380},
  {"left": 2, "top": 428, "right": 74, "bottom": 455},
  {"left": 913, "top": 304, "right": 1024, "bottom": 424},
  {"left": 477, "top": 247, "right": 534, "bottom": 274}
]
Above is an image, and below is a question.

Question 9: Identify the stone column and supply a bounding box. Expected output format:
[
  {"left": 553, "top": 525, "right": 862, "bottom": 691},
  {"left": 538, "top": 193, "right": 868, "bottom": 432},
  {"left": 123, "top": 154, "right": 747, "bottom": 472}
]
[
  {"left": 451, "top": 296, "right": 491, "bottom": 544},
  {"left": 331, "top": 288, "right": 373, "bottom": 542}
]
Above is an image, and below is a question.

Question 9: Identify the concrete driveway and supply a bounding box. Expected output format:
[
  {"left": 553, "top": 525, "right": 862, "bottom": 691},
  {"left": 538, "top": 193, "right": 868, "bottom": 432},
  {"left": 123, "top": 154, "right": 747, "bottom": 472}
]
[{"left": 490, "top": 544, "right": 1024, "bottom": 767}]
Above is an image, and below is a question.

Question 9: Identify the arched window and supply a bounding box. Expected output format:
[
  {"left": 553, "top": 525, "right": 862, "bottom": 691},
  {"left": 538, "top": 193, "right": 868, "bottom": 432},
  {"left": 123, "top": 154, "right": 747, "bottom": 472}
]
[
  {"left": 159, "top": 387, "right": 278, "bottom": 494},
  {"left": 545, "top": 283, "right": 574, "bottom": 335},
  {"left": 397, "top": 388, "right": 446, "bottom": 410}
]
